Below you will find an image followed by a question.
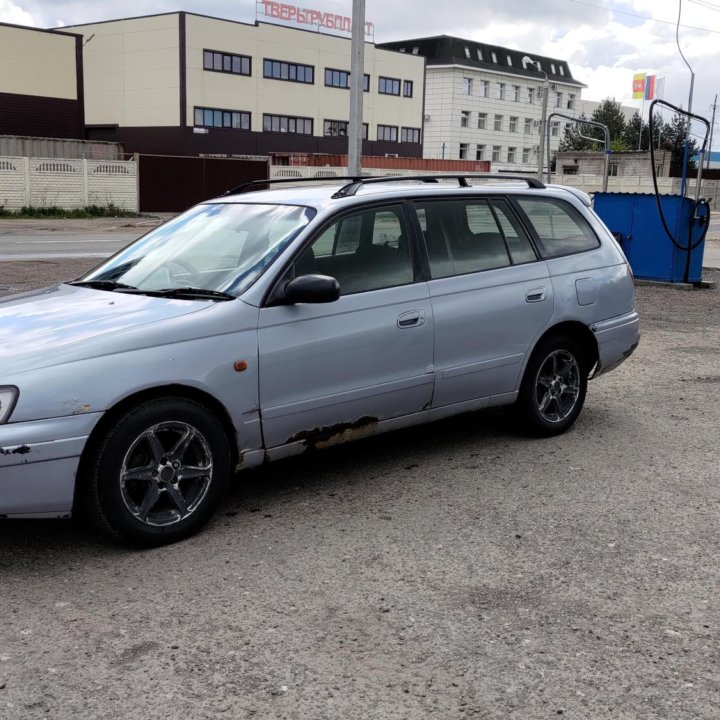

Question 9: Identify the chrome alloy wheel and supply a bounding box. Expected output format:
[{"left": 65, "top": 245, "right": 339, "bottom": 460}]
[
  {"left": 534, "top": 350, "right": 581, "bottom": 423},
  {"left": 119, "top": 421, "right": 213, "bottom": 527}
]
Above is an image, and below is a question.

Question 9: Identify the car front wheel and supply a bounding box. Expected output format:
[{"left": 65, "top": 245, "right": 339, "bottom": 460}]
[
  {"left": 515, "top": 335, "right": 588, "bottom": 437},
  {"left": 81, "top": 397, "right": 232, "bottom": 546}
]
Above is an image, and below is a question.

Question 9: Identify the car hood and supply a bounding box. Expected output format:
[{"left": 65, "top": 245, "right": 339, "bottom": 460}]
[{"left": 0, "top": 283, "right": 214, "bottom": 366}]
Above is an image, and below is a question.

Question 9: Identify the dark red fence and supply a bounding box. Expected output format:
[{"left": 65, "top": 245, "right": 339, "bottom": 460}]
[{"left": 138, "top": 155, "right": 269, "bottom": 212}]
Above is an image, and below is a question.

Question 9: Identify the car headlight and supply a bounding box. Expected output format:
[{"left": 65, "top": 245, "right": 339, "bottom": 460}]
[{"left": 0, "top": 386, "right": 18, "bottom": 424}]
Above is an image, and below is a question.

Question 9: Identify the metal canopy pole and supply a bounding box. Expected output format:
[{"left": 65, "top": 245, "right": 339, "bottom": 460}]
[
  {"left": 348, "top": 0, "right": 365, "bottom": 176},
  {"left": 546, "top": 113, "right": 610, "bottom": 192}
]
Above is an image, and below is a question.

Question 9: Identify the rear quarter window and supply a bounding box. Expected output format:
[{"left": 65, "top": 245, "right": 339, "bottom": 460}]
[{"left": 516, "top": 197, "right": 600, "bottom": 258}]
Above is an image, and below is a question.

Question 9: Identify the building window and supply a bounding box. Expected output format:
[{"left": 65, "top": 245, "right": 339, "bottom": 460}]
[
  {"left": 478, "top": 113, "right": 487, "bottom": 130},
  {"left": 551, "top": 121, "right": 560, "bottom": 137},
  {"left": 263, "top": 114, "right": 313, "bottom": 134},
  {"left": 479, "top": 80, "right": 489, "bottom": 97},
  {"left": 491, "top": 51, "right": 497, "bottom": 63},
  {"left": 568, "top": 94, "right": 575, "bottom": 110},
  {"left": 461, "top": 111, "right": 470, "bottom": 128},
  {"left": 195, "top": 106, "right": 250, "bottom": 129},
  {"left": 401, "top": 127, "right": 421, "bottom": 143},
  {"left": 555, "top": 92, "right": 563, "bottom": 108},
  {"left": 507, "top": 147, "right": 517, "bottom": 163},
  {"left": 559, "top": 66, "right": 565, "bottom": 76},
  {"left": 550, "top": 63, "right": 556, "bottom": 73},
  {"left": 379, "top": 76, "right": 401, "bottom": 95},
  {"left": 203, "top": 50, "right": 251, "bottom": 76},
  {"left": 492, "top": 145, "right": 501, "bottom": 162},
  {"left": 507, "top": 55, "right": 513, "bottom": 66},
  {"left": 524, "top": 117, "right": 532, "bottom": 134},
  {"left": 494, "top": 115, "right": 503, "bottom": 131},
  {"left": 459, "top": 143, "right": 469, "bottom": 160},
  {"left": 476, "top": 48, "right": 483, "bottom": 61},
  {"left": 403, "top": 80, "right": 413, "bottom": 97},
  {"left": 377, "top": 124, "right": 398, "bottom": 142},
  {"left": 498, "top": 82, "right": 506, "bottom": 100},
  {"left": 263, "top": 59, "right": 314, "bottom": 84},
  {"left": 464, "top": 47, "right": 471, "bottom": 59},
  {"left": 476, "top": 144, "right": 485, "bottom": 160},
  {"left": 513, "top": 85, "right": 521, "bottom": 102},
  {"left": 463, "top": 77, "right": 473, "bottom": 95},
  {"left": 522, "top": 147, "right": 530, "bottom": 164},
  {"left": 325, "top": 68, "right": 370, "bottom": 91},
  {"left": 411, "top": 47, "right": 419, "bottom": 54},
  {"left": 509, "top": 116, "right": 518, "bottom": 132},
  {"left": 324, "top": 120, "right": 368, "bottom": 139},
  {"left": 609, "top": 163, "right": 619, "bottom": 176},
  {"left": 528, "top": 88, "right": 534, "bottom": 104}
]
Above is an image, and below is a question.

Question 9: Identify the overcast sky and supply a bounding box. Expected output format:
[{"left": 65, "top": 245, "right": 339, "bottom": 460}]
[{"left": 3, "top": 0, "right": 720, "bottom": 133}]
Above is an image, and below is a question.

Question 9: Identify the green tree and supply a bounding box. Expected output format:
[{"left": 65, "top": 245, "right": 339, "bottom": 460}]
[
  {"left": 664, "top": 112, "right": 698, "bottom": 174},
  {"left": 558, "top": 98, "right": 629, "bottom": 152}
]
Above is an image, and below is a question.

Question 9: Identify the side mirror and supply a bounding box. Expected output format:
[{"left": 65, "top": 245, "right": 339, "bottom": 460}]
[{"left": 284, "top": 274, "right": 340, "bottom": 304}]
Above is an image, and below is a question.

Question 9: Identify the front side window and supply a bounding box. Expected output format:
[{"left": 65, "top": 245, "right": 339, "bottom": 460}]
[
  {"left": 293, "top": 204, "right": 414, "bottom": 295},
  {"left": 403, "top": 80, "right": 413, "bottom": 97},
  {"left": 509, "top": 116, "right": 518, "bottom": 132},
  {"left": 507, "top": 147, "right": 517, "bottom": 163},
  {"left": 513, "top": 85, "right": 521, "bottom": 101},
  {"left": 515, "top": 198, "right": 600, "bottom": 258},
  {"left": 479, "top": 80, "right": 489, "bottom": 97},
  {"left": 478, "top": 113, "right": 487, "bottom": 130},
  {"left": 494, "top": 115, "right": 503, "bottom": 131},
  {"left": 476, "top": 144, "right": 485, "bottom": 160},
  {"left": 498, "top": 82, "right": 506, "bottom": 100},
  {"left": 416, "top": 198, "right": 536, "bottom": 278},
  {"left": 463, "top": 77, "right": 473, "bottom": 95},
  {"left": 80, "top": 203, "right": 316, "bottom": 297},
  {"left": 324, "top": 68, "right": 370, "bottom": 91},
  {"left": 528, "top": 88, "right": 534, "bottom": 104},
  {"left": 459, "top": 143, "right": 469, "bottom": 160},
  {"left": 492, "top": 145, "right": 501, "bottom": 162},
  {"left": 324, "top": 120, "right": 368, "bottom": 139},
  {"left": 461, "top": 111, "right": 470, "bottom": 128}
]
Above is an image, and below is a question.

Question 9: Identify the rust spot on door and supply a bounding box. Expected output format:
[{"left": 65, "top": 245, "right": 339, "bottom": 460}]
[{"left": 287, "top": 416, "right": 379, "bottom": 450}]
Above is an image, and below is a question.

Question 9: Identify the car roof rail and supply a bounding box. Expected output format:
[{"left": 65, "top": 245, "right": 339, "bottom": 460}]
[
  {"left": 330, "top": 174, "right": 546, "bottom": 198},
  {"left": 224, "top": 175, "right": 370, "bottom": 196},
  {"left": 223, "top": 173, "right": 546, "bottom": 198}
]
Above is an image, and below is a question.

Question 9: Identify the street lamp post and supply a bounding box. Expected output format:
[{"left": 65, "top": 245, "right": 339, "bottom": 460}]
[{"left": 347, "top": 0, "right": 365, "bottom": 176}]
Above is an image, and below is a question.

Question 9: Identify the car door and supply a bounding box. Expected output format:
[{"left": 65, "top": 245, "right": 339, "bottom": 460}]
[
  {"left": 257, "top": 202, "right": 434, "bottom": 449},
  {"left": 414, "top": 196, "right": 553, "bottom": 408}
]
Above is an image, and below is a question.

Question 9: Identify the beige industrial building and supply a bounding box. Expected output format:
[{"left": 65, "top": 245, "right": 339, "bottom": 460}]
[
  {"left": 61, "top": 12, "right": 425, "bottom": 158},
  {"left": 0, "top": 22, "right": 84, "bottom": 139},
  {"left": 379, "top": 36, "right": 586, "bottom": 172}
]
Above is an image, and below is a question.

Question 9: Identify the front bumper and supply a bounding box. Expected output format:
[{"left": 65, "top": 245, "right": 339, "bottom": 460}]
[
  {"left": 591, "top": 310, "right": 640, "bottom": 378},
  {"left": 0, "top": 413, "right": 102, "bottom": 518}
]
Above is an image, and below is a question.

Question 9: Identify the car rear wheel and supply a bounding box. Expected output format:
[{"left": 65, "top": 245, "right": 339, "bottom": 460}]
[
  {"left": 82, "top": 397, "right": 232, "bottom": 546},
  {"left": 514, "top": 335, "right": 588, "bottom": 437}
]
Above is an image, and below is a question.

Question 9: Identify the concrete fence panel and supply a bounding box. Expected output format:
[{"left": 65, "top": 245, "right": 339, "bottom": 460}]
[{"left": 0, "top": 156, "right": 138, "bottom": 212}]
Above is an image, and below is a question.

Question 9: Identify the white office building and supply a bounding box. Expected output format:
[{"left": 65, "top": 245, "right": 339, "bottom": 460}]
[{"left": 379, "top": 36, "right": 587, "bottom": 172}]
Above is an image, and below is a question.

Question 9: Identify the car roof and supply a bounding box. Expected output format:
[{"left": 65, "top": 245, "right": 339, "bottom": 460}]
[{"left": 206, "top": 179, "right": 587, "bottom": 212}]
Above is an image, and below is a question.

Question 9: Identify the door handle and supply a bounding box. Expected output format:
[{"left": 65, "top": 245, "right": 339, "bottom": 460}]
[
  {"left": 525, "top": 288, "right": 546, "bottom": 303},
  {"left": 397, "top": 310, "right": 425, "bottom": 328}
]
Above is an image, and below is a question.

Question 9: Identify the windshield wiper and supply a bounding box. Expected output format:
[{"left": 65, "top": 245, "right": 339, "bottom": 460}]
[
  {"left": 69, "top": 280, "right": 138, "bottom": 291},
  {"left": 115, "top": 287, "right": 235, "bottom": 301}
]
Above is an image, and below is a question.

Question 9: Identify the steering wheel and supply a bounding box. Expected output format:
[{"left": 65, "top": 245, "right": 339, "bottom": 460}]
[{"left": 167, "top": 258, "right": 204, "bottom": 287}]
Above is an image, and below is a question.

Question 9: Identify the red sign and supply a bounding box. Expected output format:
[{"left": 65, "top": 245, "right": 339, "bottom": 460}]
[{"left": 258, "top": 1, "right": 374, "bottom": 37}]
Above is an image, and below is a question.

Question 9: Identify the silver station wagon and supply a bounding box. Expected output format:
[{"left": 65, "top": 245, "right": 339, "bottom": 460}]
[{"left": 0, "top": 175, "right": 639, "bottom": 546}]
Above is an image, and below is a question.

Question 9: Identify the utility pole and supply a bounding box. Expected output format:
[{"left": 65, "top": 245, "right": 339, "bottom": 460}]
[
  {"left": 706, "top": 94, "right": 717, "bottom": 172},
  {"left": 347, "top": 0, "right": 365, "bottom": 176},
  {"left": 537, "top": 73, "right": 549, "bottom": 182}
]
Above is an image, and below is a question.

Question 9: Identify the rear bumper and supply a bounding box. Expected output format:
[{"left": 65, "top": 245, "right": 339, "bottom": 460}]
[
  {"left": 591, "top": 310, "right": 640, "bottom": 378},
  {"left": 0, "top": 413, "right": 101, "bottom": 518}
]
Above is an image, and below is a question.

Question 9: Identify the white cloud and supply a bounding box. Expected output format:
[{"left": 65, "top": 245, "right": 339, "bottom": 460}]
[{"left": 0, "top": 0, "right": 36, "bottom": 25}]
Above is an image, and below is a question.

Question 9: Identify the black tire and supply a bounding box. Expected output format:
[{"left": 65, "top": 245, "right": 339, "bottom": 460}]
[
  {"left": 514, "top": 334, "right": 588, "bottom": 437},
  {"left": 81, "top": 397, "right": 232, "bottom": 547}
]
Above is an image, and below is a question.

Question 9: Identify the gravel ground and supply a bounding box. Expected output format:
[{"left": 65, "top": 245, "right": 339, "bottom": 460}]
[{"left": 0, "top": 259, "right": 719, "bottom": 719}]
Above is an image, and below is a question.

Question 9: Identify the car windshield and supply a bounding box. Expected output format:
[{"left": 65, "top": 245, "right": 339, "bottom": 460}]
[{"left": 77, "top": 202, "right": 316, "bottom": 297}]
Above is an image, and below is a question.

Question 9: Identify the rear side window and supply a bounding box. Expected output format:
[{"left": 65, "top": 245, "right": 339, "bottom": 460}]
[
  {"left": 515, "top": 198, "right": 599, "bottom": 258},
  {"left": 415, "top": 198, "right": 535, "bottom": 279}
]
